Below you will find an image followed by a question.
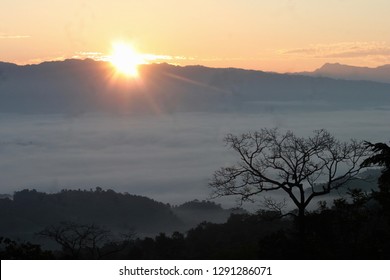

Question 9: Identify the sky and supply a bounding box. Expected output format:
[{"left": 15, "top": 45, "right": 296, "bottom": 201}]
[{"left": 1, "top": 0, "right": 390, "bottom": 72}]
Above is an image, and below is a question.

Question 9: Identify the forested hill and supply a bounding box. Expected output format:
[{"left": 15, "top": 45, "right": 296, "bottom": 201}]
[
  {"left": 0, "top": 188, "right": 237, "bottom": 241},
  {"left": 0, "top": 188, "right": 180, "bottom": 237}
]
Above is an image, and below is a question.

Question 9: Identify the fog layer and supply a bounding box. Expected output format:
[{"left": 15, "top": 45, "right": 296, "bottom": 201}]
[{"left": 1, "top": 109, "right": 388, "bottom": 208}]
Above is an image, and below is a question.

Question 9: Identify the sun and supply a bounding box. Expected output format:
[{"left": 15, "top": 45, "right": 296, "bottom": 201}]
[{"left": 109, "top": 42, "right": 144, "bottom": 77}]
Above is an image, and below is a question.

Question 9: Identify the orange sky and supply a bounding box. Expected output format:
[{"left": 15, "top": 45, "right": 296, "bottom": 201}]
[{"left": 1, "top": 0, "right": 390, "bottom": 72}]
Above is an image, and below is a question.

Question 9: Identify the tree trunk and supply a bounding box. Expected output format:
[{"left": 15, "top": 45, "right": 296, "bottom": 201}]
[
  {"left": 297, "top": 206, "right": 307, "bottom": 257},
  {"left": 297, "top": 206, "right": 306, "bottom": 236}
]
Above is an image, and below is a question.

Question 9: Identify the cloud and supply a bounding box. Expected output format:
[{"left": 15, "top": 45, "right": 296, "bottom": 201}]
[
  {"left": 0, "top": 34, "right": 31, "bottom": 39},
  {"left": 279, "top": 42, "right": 390, "bottom": 59}
]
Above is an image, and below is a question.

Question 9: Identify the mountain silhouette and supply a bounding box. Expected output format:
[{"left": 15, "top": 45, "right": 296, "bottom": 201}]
[{"left": 301, "top": 63, "right": 390, "bottom": 84}]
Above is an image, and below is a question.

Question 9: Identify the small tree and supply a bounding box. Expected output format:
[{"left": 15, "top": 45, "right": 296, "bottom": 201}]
[
  {"left": 210, "top": 128, "right": 368, "bottom": 232},
  {"left": 38, "top": 221, "right": 111, "bottom": 259}
]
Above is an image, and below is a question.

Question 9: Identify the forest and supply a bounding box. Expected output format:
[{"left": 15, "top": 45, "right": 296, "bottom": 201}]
[{"left": 0, "top": 185, "right": 389, "bottom": 259}]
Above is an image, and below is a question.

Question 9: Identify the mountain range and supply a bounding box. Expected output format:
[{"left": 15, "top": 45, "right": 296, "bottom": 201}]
[{"left": 1, "top": 59, "right": 390, "bottom": 115}]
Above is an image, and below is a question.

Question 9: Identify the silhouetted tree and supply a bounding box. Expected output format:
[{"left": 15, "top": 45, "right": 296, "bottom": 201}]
[
  {"left": 210, "top": 128, "right": 368, "bottom": 233},
  {"left": 361, "top": 141, "right": 390, "bottom": 217},
  {"left": 361, "top": 141, "right": 390, "bottom": 190}
]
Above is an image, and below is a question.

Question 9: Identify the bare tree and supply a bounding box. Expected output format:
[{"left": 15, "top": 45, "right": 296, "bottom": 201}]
[
  {"left": 210, "top": 128, "right": 368, "bottom": 232},
  {"left": 38, "top": 222, "right": 110, "bottom": 258},
  {"left": 38, "top": 221, "right": 133, "bottom": 259}
]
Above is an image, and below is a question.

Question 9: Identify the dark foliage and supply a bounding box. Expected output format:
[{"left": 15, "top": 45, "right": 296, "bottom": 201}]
[
  {"left": 0, "top": 237, "right": 53, "bottom": 259},
  {"left": 361, "top": 141, "right": 390, "bottom": 219},
  {"left": 362, "top": 141, "right": 390, "bottom": 191}
]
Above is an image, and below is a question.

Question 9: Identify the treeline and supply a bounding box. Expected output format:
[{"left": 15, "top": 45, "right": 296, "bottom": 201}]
[{"left": 1, "top": 187, "right": 390, "bottom": 259}]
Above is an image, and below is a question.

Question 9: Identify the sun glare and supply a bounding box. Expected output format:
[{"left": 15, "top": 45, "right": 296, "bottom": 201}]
[{"left": 110, "top": 42, "right": 144, "bottom": 77}]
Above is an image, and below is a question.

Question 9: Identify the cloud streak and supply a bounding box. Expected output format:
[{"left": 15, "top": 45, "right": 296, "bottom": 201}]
[
  {"left": 279, "top": 42, "right": 390, "bottom": 59},
  {"left": 0, "top": 34, "right": 31, "bottom": 39},
  {"left": 72, "top": 52, "right": 107, "bottom": 61}
]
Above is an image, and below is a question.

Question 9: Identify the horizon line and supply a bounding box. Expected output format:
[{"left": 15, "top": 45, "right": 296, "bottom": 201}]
[{"left": 1, "top": 58, "right": 390, "bottom": 75}]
